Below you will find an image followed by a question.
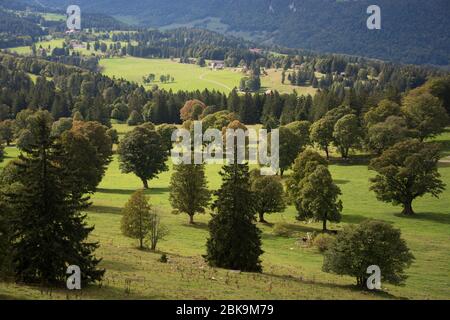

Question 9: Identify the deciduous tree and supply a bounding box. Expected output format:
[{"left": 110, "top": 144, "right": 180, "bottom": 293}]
[
  {"left": 121, "top": 190, "right": 154, "bottom": 249},
  {"left": 333, "top": 114, "right": 361, "bottom": 159},
  {"left": 323, "top": 220, "right": 414, "bottom": 288},
  {"left": 310, "top": 117, "right": 334, "bottom": 159},
  {"left": 169, "top": 164, "right": 211, "bottom": 224},
  {"left": 118, "top": 124, "right": 169, "bottom": 189},
  {"left": 401, "top": 93, "right": 449, "bottom": 141},
  {"left": 250, "top": 172, "right": 286, "bottom": 223},
  {"left": 295, "top": 165, "right": 342, "bottom": 231},
  {"left": 0, "top": 120, "right": 14, "bottom": 145},
  {"left": 369, "top": 139, "right": 445, "bottom": 215}
]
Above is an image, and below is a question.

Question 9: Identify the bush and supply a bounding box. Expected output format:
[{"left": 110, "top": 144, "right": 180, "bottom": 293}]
[
  {"left": 272, "top": 223, "right": 292, "bottom": 237},
  {"left": 127, "top": 110, "right": 143, "bottom": 126},
  {"left": 159, "top": 254, "right": 168, "bottom": 263},
  {"left": 313, "top": 233, "right": 335, "bottom": 253},
  {"left": 106, "top": 128, "right": 119, "bottom": 145},
  {"left": 323, "top": 220, "right": 414, "bottom": 288}
]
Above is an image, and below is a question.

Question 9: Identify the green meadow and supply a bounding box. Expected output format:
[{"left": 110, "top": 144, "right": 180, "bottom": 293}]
[
  {"left": 100, "top": 57, "right": 317, "bottom": 95},
  {"left": 8, "top": 39, "right": 66, "bottom": 56},
  {"left": 0, "top": 126, "right": 449, "bottom": 300},
  {"left": 40, "top": 13, "right": 65, "bottom": 22},
  {"left": 100, "top": 57, "right": 242, "bottom": 92},
  {"left": 7, "top": 39, "right": 316, "bottom": 95}
]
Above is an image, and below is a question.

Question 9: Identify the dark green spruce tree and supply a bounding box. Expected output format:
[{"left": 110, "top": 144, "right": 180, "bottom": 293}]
[
  {"left": 5, "top": 111, "right": 104, "bottom": 285},
  {"left": 205, "top": 163, "right": 263, "bottom": 272}
]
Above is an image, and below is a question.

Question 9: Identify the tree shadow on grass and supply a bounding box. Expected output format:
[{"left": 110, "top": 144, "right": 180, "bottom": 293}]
[
  {"left": 334, "top": 179, "right": 350, "bottom": 185},
  {"left": 438, "top": 161, "right": 450, "bottom": 168},
  {"left": 342, "top": 214, "right": 373, "bottom": 224},
  {"left": 181, "top": 221, "right": 209, "bottom": 231},
  {"left": 96, "top": 187, "right": 169, "bottom": 195},
  {"left": 393, "top": 211, "right": 450, "bottom": 225},
  {"left": 87, "top": 205, "right": 122, "bottom": 215},
  {"left": 329, "top": 154, "right": 374, "bottom": 166},
  {"left": 147, "top": 187, "right": 170, "bottom": 195},
  {"left": 436, "top": 137, "right": 450, "bottom": 157},
  {"left": 97, "top": 188, "right": 135, "bottom": 195}
]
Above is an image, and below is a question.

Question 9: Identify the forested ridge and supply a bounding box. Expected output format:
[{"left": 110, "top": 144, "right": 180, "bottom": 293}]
[{"left": 21, "top": 0, "right": 450, "bottom": 66}]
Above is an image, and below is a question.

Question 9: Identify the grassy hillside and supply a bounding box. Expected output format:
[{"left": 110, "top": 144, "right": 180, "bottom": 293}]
[{"left": 0, "top": 126, "right": 449, "bottom": 300}]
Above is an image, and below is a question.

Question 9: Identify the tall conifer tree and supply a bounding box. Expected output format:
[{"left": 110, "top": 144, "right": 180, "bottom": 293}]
[
  {"left": 205, "top": 163, "right": 263, "bottom": 272},
  {"left": 6, "top": 111, "right": 104, "bottom": 285}
]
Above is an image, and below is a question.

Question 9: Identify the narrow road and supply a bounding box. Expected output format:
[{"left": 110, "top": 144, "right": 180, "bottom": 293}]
[{"left": 199, "top": 72, "right": 232, "bottom": 91}]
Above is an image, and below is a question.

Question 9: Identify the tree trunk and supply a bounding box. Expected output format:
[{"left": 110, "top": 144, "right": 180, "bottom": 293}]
[
  {"left": 402, "top": 200, "right": 415, "bottom": 215},
  {"left": 280, "top": 169, "right": 284, "bottom": 177},
  {"left": 259, "top": 212, "right": 266, "bottom": 223},
  {"left": 325, "top": 147, "right": 329, "bottom": 160},
  {"left": 139, "top": 237, "right": 143, "bottom": 250},
  {"left": 189, "top": 214, "right": 195, "bottom": 224},
  {"left": 141, "top": 178, "right": 149, "bottom": 189},
  {"left": 322, "top": 219, "right": 327, "bottom": 232}
]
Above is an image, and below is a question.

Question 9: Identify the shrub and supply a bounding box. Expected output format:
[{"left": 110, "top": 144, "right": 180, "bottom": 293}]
[
  {"left": 323, "top": 220, "right": 414, "bottom": 288},
  {"left": 272, "top": 223, "right": 292, "bottom": 237},
  {"left": 313, "top": 233, "right": 335, "bottom": 253},
  {"left": 159, "top": 254, "right": 168, "bottom": 263},
  {"left": 127, "top": 110, "right": 143, "bottom": 126}
]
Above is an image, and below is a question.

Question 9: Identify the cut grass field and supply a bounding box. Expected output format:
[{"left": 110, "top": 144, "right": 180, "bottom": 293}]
[
  {"left": 100, "top": 57, "right": 241, "bottom": 93},
  {"left": 0, "top": 127, "right": 449, "bottom": 300},
  {"left": 7, "top": 39, "right": 132, "bottom": 57},
  {"left": 261, "top": 69, "right": 318, "bottom": 96},
  {"left": 40, "top": 13, "right": 65, "bottom": 22},
  {"left": 8, "top": 39, "right": 66, "bottom": 56},
  {"left": 100, "top": 57, "right": 317, "bottom": 95}
]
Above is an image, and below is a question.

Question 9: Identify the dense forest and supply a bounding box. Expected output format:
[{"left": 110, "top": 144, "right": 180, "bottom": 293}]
[
  {"left": 21, "top": 0, "right": 450, "bottom": 66},
  {"left": 0, "top": 9, "right": 45, "bottom": 48}
]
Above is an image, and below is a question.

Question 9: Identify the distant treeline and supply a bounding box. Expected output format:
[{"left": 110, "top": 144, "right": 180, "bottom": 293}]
[
  {"left": 1, "top": 53, "right": 449, "bottom": 130},
  {"left": 0, "top": 9, "right": 45, "bottom": 48}
]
